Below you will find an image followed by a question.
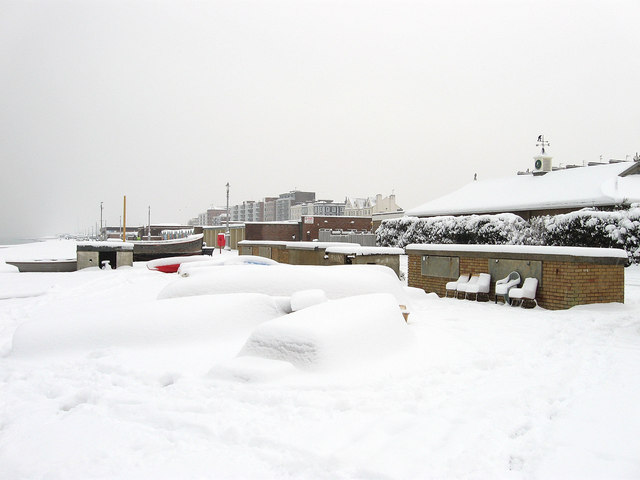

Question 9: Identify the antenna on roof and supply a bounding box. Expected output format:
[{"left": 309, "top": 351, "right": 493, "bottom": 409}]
[{"left": 536, "top": 134, "right": 550, "bottom": 155}]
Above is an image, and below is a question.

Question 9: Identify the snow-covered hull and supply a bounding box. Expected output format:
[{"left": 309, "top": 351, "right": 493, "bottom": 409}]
[{"left": 133, "top": 234, "right": 204, "bottom": 261}]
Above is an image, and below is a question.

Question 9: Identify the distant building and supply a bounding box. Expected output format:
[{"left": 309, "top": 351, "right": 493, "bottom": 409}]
[
  {"left": 290, "top": 200, "right": 345, "bottom": 220},
  {"left": 289, "top": 202, "right": 313, "bottom": 220},
  {"left": 275, "top": 191, "right": 316, "bottom": 221},
  {"left": 345, "top": 193, "right": 402, "bottom": 216},
  {"left": 207, "top": 207, "right": 226, "bottom": 226},
  {"left": 313, "top": 200, "right": 345, "bottom": 216},
  {"left": 229, "top": 200, "right": 267, "bottom": 222},
  {"left": 263, "top": 197, "right": 277, "bottom": 222},
  {"left": 227, "top": 192, "right": 315, "bottom": 223}
]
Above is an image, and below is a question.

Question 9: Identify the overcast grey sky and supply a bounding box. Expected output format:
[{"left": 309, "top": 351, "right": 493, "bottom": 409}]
[{"left": 1, "top": 0, "right": 638, "bottom": 238}]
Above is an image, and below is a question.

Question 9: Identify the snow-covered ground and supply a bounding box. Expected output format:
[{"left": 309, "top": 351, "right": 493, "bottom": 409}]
[{"left": 1, "top": 240, "right": 639, "bottom": 479}]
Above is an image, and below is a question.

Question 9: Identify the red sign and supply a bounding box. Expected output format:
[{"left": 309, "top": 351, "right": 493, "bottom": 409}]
[{"left": 217, "top": 233, "right": 226, "bottom": 248}]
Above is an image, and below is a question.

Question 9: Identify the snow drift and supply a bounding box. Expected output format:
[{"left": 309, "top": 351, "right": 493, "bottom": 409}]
[
  {"left": 159, "top": 264, "right": 411, "bottom": 307},
  {"left": 237, "top": 293, "right": 413, "bottom": 370},
  {"left": 11, "top": 293, "right": 286, "bottom": 357}
]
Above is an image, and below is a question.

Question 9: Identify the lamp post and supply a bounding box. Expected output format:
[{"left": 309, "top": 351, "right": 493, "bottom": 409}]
[
  {"left": 122, "top": 195, "right": 127, "bottom": 242},
  {"left": 225, "top": 182, "right": 231, "bottom": 250},
  {"left": 147, "top": 205, "right": 151, "bottom": 241},
  {"left": 100, "top": 202, "right": 103, "bottom": 240}
]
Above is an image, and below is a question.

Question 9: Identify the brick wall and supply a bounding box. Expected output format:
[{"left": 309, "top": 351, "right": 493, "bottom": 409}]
[
  {"left": 408, "top": 255, "right": 446, "bottom": 295},
  {"left": 460, "top": 257, "right": 489, "bottom": 277},
  {"left": 300, "top": 216, "right": 372, "bottom": 241},
  {"left": 246, "top": 217, "right": 372, "bottom": 242},
  {"left": 541, "top": 261, "right": 624, "bottom": 309},
  {"left": 408, "top": 255, "right": 493, "bottom": 298},
  {"left": 408, "top": 249, "right": 625, "bottom": 310},
  {"left": 245, "top": 223, "right": 299, "bottom": 242}
]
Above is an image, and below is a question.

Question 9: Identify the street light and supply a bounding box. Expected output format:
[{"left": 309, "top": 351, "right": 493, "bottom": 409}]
[{"left": 225, "top": 182, "right": 231, "bottom": 250}]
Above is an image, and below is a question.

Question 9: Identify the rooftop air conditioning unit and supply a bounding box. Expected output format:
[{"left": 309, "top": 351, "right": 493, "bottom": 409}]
[{"left": 533, "top": 154, "right": 553, "bottom": 174}]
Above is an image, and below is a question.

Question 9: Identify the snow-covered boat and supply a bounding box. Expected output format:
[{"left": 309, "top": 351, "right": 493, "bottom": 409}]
[
  {"left": 4, "top": 259, "right": 77, "bottom": 273},
  {"left": 133, "top": 234, "right": 204, "bottom": 262},
  {"left": 146, "top": 255, "right": 210, "bottom": 273}
]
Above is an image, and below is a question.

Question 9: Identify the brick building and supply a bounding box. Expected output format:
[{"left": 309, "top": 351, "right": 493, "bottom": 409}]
[
  {"left": 406, "top": 243, "right": 627, "bottom": 310},
  {"left": 245, "top": 216, "right": 373, "bottom": 242}
]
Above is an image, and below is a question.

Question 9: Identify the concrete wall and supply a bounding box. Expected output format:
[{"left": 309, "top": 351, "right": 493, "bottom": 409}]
[
  {"left": 77, "top": 251, "right": 99, "bottom": 270},
  {"left": 117, "top": 251, "right": 133, "bottom": 268},
  {"left": 77, "top": 249, "right": 133, "bottom": 270},
  {"left": 407, "top": 245, "right": 625, "bottom": 310}
]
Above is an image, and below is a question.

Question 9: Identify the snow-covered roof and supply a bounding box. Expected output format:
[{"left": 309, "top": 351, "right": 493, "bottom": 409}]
[
  {"left": 77, "top": 241, "right": 134, "bottom": 250},
  {"left": 325, "top": 246, "right": 405, "bottom": 256},
  {"left": 238, "top": 240, "right": 290, "bottom": 246},
  {"left": 407, "top": 162, "right": 640, "bottom": 217},
  {"left": 405, "top": 243, "right": 629, "bottom": 260},
  {"left": 285, "top": 241, "right": 360, "bottom": 250}
]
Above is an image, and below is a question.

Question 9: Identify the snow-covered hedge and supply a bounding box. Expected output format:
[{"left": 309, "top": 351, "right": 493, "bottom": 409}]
[
  {"left": 376, "top": 216, "right": 419, "bottom": 248},
  {"left": 376, "top": 206, "right": 640, "bottom": 264},
  {"left": 532, "top": 206, "right": 640, "bottom": 264},
  {"left": 377, "top": 214, "right": 529, "bottom": 248}
]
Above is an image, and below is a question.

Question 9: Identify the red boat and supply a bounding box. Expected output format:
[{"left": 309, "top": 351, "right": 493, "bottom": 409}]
[{"left": 146, "top": 254, "right": 210, "bottom": 273}]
